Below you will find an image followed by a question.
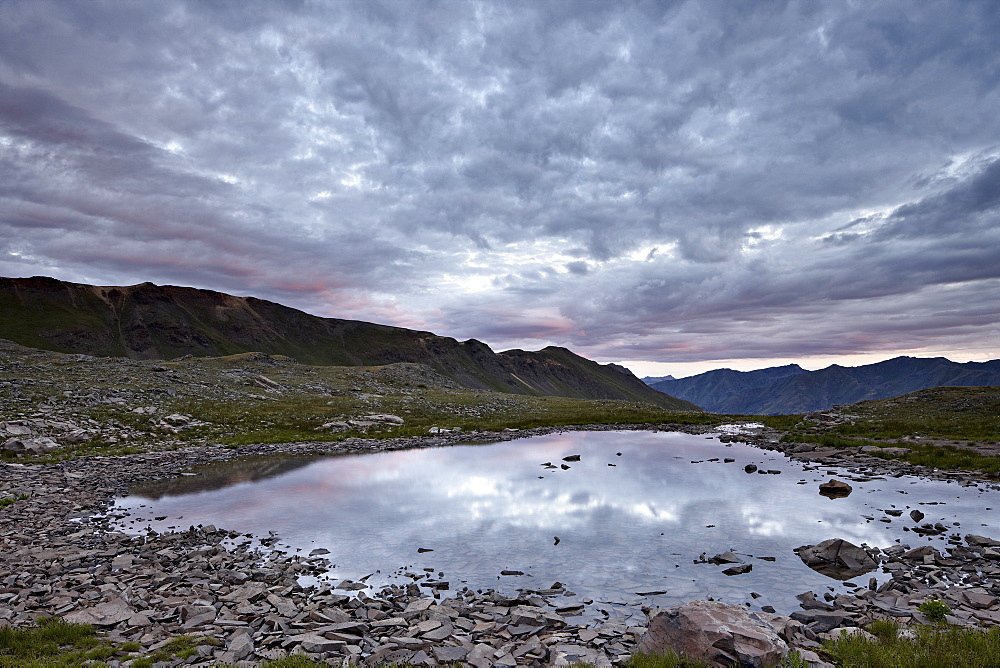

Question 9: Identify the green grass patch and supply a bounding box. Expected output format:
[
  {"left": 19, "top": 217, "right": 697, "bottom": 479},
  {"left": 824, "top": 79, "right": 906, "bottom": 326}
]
[
  {"left": 0, "top": 618, "right": 119, "bottom": 667},
  {"left": 869, "top": 443, "right": 1000, "bottom": 476},
  {"left": 779, "top": 433, "right": 887, "bottom": 449},
  {"left": 623, "top": 650, "right": 809, "bottom": 667},
  {"left": 826, "top": 387, "right": 1000, "bottom": 442},
  {"left": 0, "top": 494, "right": 28, "bottom": 510},
  {"left": 822, "top": 622, "right": 1000, "bottom": 667},
  {"left": 171, "top": 391, "right": 722, "bottom": 448}
]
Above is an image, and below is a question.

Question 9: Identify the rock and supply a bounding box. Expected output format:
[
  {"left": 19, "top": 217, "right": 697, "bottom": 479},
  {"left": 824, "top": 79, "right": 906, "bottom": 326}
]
[
  {"left": 432, "top": 646, "right": 469, "bottom": 662},
  {"left": 637, "top": 601, "right": 790, "bottom": 668},
  {"left": 744, "top": 464, "right": 758, "bottom": 473},
  {"left": 2, "top": 436, "right": 61, "bottom": 454},
  {"left": 722, "top": 564, "right": 753, "bottom": 576},
  {"left": 966, "top": 534, "right": 1000, "bottom": 547},
  {"left": 709, "top": 551, "right": 743, "bottom": 565},
  {"left": 818, "top": 479, "right": 852, "bottom": 498},
  {"left": 64, "top": 598, "right": 135, "bottom": 626},
  {"left": 789, "top": 609, "right": 857, "bottom": 633},
  {"left": 362, "top": 413, "right": 405, "bottom": 424},
  {"left": 294, "top": 633, "right": 344, "bottom": 653},
  {"left": 910, "top": 509, "right": 925, "bottom": 522},
  {"left": 826, "top": 627, "right": 875, "bottom": 642},
  {"left": 563, "top": 454, "right": 581, "bottom": 462},
  {"left": 222, "top": 632, "right": 254, "bottom": 662},
  {"left": 794, "top": 539, "right": 878, "bottom": 580}
]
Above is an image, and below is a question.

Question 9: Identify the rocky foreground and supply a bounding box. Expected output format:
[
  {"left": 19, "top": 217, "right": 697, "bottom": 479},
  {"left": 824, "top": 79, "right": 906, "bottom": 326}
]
[{"left": 3, "top": 423, "right": 1000, "bottom": 666}]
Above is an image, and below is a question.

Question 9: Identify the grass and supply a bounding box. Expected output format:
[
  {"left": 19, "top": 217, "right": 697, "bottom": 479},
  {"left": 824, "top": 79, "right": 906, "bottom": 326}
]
[
  {"left": 0, "top": 622, "right": 224, "bottom": 668},
  {"left": 869, "top": 443, "right": 1000, "bottom": 476},
  {"left": 0, "top": 618, "right": 116, "bottom": 667},
  {"left": 623, "top": 650, "right": 809, "bottom": 667},
  {"left": 822, "top": 620, "right": 1000, "bottom": 667},
  {"left": 0, "top": 494, "right": 28, "bottom": 510},
  {"left": 169, "top": 390, "right": 721, "bottom": 449},
  {"left": 817, "top": 386, "right": 1000, "bottom": 442}
]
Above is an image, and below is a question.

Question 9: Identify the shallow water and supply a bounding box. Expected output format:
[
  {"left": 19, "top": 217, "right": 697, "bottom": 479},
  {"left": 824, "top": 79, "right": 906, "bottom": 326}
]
[{"left": 114, "top": 430, "right": 999, "bottom": 620}]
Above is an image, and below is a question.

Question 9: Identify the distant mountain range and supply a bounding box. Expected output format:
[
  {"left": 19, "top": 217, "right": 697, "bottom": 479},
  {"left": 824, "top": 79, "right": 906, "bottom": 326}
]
[
  {"left": 0, "top": 276, "right": 697, "bottom": 411},
  {"left": 648, "top": 358, "right": 1000, "bottom": 415},
  {"left": 640, "top": 375, "right": 675, "bottom": 384}
]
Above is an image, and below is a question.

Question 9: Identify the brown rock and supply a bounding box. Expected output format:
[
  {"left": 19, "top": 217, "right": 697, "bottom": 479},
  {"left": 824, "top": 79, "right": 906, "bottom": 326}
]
[
  {"left": 818, "top": 479, "right": 852, "bottom": 498},
  {"left": 637, "top": 600, "right": 789, "bottom": 667}
]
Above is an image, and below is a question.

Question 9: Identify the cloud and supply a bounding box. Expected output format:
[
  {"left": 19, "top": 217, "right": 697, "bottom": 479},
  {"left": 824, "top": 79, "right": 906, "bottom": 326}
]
[{"left": 0, "top": 0, "right": 998, "bottom": 369}]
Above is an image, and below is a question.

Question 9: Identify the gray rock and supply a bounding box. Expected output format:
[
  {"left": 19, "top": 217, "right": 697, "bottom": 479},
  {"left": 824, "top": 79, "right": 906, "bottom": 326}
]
[
  {"left": 722, "top": 564, "right": 753, "bottom": 576},
  {"left": 794, "top": 539, "right": 878, "bottom": 580},
  {"left": 64, "top": 598, "right": 134, "bottom": 626}
]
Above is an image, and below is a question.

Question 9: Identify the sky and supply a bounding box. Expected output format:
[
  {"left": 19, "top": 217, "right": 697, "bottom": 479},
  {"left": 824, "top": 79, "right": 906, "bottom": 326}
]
[{"left": 1, "top": 1, "right": 998, "bottom": 378}]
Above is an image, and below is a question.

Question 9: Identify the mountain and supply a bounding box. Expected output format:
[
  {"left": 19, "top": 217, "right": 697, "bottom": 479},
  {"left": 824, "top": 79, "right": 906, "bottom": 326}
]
[
  {"left": 0, "top": 276, "right": 697, "bottom": 410},
  {"left": 641, "top": 375, "right": 675, "bottom": 384},
  {"left": 651, "top": 358, "right": 1000, "bottom": 414}
]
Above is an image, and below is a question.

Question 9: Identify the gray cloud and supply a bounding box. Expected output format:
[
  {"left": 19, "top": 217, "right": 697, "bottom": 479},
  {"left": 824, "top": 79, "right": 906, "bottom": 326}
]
[{"left": 1, "top": 0, "right": 998, "bottom": 369}]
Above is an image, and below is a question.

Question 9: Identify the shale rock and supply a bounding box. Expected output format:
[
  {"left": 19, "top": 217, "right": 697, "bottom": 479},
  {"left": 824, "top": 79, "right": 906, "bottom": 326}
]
[{"left": 794, "top": 538, "right": 878, "bottom": 580}]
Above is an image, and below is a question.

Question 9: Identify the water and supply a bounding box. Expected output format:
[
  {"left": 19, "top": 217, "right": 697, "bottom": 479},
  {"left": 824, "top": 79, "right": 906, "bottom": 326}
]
[{"left": 113, "top": 430, "right": 999, "bottom": 620}]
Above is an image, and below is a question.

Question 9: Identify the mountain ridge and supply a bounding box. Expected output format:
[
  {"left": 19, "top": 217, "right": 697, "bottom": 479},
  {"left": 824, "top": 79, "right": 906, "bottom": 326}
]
[
  {"left": 650, "top": 357, "right": 1000, "bottom": 414},
  {"left": 0, "top": 276, "right": 697, "bottom": 411}
]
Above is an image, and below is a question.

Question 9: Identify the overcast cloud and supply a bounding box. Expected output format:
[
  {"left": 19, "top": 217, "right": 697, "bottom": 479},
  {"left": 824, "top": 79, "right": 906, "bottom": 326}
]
[{"left": 1, "top": 0, "right": 998, "bottom": 375}]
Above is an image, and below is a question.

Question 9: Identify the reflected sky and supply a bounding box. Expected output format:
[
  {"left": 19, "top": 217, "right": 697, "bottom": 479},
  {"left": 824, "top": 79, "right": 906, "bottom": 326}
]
[{"left": 114, "top": 431, "right": 1000, "bottom": 619}]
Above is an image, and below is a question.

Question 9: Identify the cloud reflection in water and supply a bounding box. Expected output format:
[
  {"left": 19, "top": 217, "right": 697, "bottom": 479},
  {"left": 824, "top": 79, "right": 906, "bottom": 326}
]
[{"left": 117, "top": 430, "right": 998, "bottom": 616}]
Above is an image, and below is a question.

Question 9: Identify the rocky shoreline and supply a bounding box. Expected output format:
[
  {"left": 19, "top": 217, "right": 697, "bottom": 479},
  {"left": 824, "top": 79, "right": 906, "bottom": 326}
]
[{"left": 2, "top": 424, "right": 1000, "bottom": 666}]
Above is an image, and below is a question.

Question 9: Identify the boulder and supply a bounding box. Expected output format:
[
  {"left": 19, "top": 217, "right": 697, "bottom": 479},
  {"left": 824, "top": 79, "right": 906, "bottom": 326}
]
[
  {"left": 636, "top": 600, "right": 789, "bottom": 667},
  {"left": 818, "top": 479, "right": 852, "bottom": 498},
  {"left": 2, "top": 436, "right": 61, "bottom": 454},
  {"left": 794, "top": 539, "right": 878, "bottom": 580}
]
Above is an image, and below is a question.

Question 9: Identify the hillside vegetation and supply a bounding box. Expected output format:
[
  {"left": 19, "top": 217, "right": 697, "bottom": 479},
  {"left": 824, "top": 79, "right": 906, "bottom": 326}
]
[
  {"left": 779, "top": 386, "right": 1000, "bottom": 475},
  {"left": 0, "top": 276, "right": 694, "bottom": 410},
  {"left": 0, "top": 339, "right": 711, "bottom": 463}
]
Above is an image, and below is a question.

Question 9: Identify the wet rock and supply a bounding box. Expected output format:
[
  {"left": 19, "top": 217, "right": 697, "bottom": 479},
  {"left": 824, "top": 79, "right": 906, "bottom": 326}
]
[
  {"left": 794, "top": 539, "right": 878, "bottom": 580},
  {"left": 722, "top": 564, "right": 753, "bottom": 576},
  {"left": 818, "top": 479, "right": 853, "bottom": 498},
  {"left": 966, "top": 534, "right": 1000, "bottom": 547},
  {"left": 910, "top": 509, "right": 925, "bottom": 522},
  {"left": 638, "top": 601, "right": 790, "bottom": 668},
  {"left": 709, "top": 551, "right": 743, "bottom": 565}
]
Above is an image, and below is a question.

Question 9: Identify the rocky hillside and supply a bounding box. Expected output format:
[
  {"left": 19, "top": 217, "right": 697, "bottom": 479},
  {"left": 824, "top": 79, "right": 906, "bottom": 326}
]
[
  {"left": 652, "top": 357, "right": 1000, "bottom": 415},
  {"left": 0, "top": 276, "right": 695, "bottom": 410}
]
